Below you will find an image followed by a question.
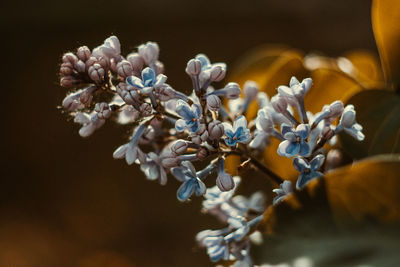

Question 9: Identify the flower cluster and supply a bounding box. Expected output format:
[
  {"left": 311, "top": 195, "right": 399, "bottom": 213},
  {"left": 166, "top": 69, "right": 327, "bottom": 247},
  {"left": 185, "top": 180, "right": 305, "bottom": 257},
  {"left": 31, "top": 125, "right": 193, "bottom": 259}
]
[{"left": 59, "top": 36, "right": 364, "bottom": 265}]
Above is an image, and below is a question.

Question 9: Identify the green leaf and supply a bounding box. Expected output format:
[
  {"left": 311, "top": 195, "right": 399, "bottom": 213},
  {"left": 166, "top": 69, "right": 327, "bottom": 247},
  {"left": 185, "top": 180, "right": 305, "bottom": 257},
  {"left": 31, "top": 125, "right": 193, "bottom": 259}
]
[{"left": 339, "top": 90, "right": 400, "bottom": 159}]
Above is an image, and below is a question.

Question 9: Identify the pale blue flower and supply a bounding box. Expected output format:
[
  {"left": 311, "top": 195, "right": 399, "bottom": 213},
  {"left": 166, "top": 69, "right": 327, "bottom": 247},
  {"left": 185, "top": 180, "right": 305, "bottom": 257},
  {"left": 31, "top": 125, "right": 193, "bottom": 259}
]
[
  {"left": 277, "top": 123, "right": 310, "bottom": 157},
  {"left": 171, "top": 161, "right": 206, "bottom": 202},
  {"left": 126, "top": 67, "right": 166, "bottom": 94},
  {"left": 139, "top": 152, "right": 167, "bottom": 185},
  {"left": 174, "top": 100, "right": 202, "bottom": 133},
  {"left": 336, "top": 104, "right": 365, "bottom": 141},
  {"left": 273, "top": 180, "right": 293, "bottom": 205},
  {"left": 293, "top": 155, "right": 325, "bottom": 189},
  {"left": 203, "top": 236, "right": 230, "bottom": 262},
  {"left": 223, "top": 116, "right": 251, "bottom": 146}
]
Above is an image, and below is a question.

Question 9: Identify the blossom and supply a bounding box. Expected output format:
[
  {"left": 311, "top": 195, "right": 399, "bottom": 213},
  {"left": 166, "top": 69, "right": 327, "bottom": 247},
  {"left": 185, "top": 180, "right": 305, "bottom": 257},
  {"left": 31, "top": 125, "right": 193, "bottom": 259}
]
[
  {"left": 250, "top": 108, "right": 274, "bottom": 149},
  {"left": 195, "top": 54, "right": 227, "bottom": 83},
  {"left": 272, "top": 180, "right": 293, "bottom": 205},
  {"left": 126, "top": 67, "right": 167, "bottom": 95},
  {"left": 171, "top": 161, "right": 207, "bottom": 202},
  {"left": 293, "top": 155, "right": 325, "bottom": 189},
  {"left": 139, "top": 152, "right": 167, "bottom": 185},
  {"left": 277, "top": 76, "right": 312, "bottom": 104},
  {"left": 113, "top": 125, "right": 147, "bottom": 165},
  {"left": 203, "top": 236, "right": 230, "bottom": 262},
  {"left": 216, "top": 158, "right": 235, "bottom": 192},
  {"left": 175, "top": 100, "right": 202, "bottom": 133},
  {"left": 337, "top": 104, "right": 365, "bottom": 141},
  {"left": 277, "top": 124, "right": 310, "bottom": 157},
  {"left": 223, "top": 116, "right": 251, "bottom": 146}
]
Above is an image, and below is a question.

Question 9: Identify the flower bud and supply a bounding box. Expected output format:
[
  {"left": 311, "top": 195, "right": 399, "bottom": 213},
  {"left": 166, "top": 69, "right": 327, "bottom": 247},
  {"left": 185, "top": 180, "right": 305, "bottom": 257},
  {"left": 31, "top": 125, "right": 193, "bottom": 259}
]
[
  {"left": 127, "top": 53, "right": 144, "bottom": 72},
  {"left": 97, "top": 56, "right": 110, "bottom": 70},
  {"left": 76, "top": 46, "right": 91, "bottom": 62},
  {"left": 321, "top": 126, "right": 334, "bottom": 139},
  {"left": 154, "top": 85, "right": 175, "bottom": 101},
  {"left": 340, "top": 105, "right": 356, "bottom": 128},
  {"left": 328, "top": 101, "right": 344, "bottom": 118},
  {"left": 271, "top": 95, "right": 288, "bottom": 113},
  {"left": 209, "top": 64, "right": 226, "bottom": 82},
  {"left": 140, "top": 103, "right": 153, "bottom": 116},
  {"left": 216, "top": 173, "right": 235, "bottom": 191},
  {"left": 95, "top": 102, "right": 111, "bottom": 119},
  {"left": 206, "top": 95, "right": 221, "bottom": 111},
  {"left": 60, "top": 62, "right": 74, "bottom": 76},
  {"left": 161, "top": 152, "right": 180, "bottom": 168},
  {"left": 138, "top": 42, "right": 159, "bottom": 65},
  {"left": 74, "top": 60, "right": 86, "bottom": 73},
  {"left": 85, "top": 57, "right": 98, "bottom": 69},
  {"left": 154, "top": 61, "right": 164, "bottom": 74},
  {"left": 186, "top": 59, "right": 202, "bottom": 76},
  {"left": 302, "top": 78, "right": 312, "bottom": 92},
  {"left": 88, "top": 63, "right": 105, "bottom": 82},
  {"left": 171, "top": 140, "right": 188, "bottom": 155},
  {"left": 117, "top": 60, "right": 133, "bottom": 78},
  {"left": 62, "top": 91, "right": 81, "bottom": 111},
  {"left": 60, "top": 76, "right": 77, "bottom": 88},
  {"left": 196, "top": 147, "right": 209, "bottom": 160},
  {"left": 223, "top": 82, "right": 241, "bottom": 99},
  {"left": 79, "top": 89, "right": 93, "bottom": 105},
  {"left": 208, "top": 120, "right": 224, "bottom": 140},
  {"left": 244, "top": 80, "right": 259, "bottom": 100},
  {"left": 62, "top": 52, "right": 78, "bottom": 65},
  {"left": 326, "top": 149, "right": 342, "bottom": 170}
]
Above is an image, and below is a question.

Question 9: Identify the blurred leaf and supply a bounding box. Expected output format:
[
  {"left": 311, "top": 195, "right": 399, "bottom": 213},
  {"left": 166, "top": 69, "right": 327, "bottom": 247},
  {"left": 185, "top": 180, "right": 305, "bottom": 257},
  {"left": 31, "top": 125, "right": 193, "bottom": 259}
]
[
  {"left": 305, "top": 68, "right": 364, "bottom": 114},
  {"left": 339, "top": 90, "right": 400, "bottom": 159},
  {"left": 372, "top": 0, "right": 400, "bottom": 88},
  {"left": 261, "top": 154, "right": 400, "bottom": 234},
  {"left": 255, "top": 154, "right": 400, "bottom": 266},
  {"left": 343, "top": 50, "right": 384, "bottom": 89}
]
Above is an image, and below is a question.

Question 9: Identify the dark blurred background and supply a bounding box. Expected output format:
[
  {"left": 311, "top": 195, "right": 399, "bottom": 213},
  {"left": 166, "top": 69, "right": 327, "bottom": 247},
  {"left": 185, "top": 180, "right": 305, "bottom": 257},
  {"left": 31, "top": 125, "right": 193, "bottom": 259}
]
[{"left": 2, "top": 0, "right": 376, "bottom": 266}]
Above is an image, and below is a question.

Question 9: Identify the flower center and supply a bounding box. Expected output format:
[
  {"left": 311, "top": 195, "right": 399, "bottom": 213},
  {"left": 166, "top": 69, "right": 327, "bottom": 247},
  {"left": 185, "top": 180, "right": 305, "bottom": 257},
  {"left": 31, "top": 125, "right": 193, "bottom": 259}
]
[
  {"left": 192, "top": 118, "right": 197, "bottom": 122},
  {"left": 296, "top": 136, "right": 301, "bottom": 142}
]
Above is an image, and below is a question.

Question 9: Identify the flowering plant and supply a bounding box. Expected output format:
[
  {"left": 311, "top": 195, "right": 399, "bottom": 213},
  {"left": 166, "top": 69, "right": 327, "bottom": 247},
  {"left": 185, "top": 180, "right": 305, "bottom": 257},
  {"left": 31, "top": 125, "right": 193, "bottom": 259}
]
[{"left": 58, "top": 1, "right": 400, "bottom": 264}]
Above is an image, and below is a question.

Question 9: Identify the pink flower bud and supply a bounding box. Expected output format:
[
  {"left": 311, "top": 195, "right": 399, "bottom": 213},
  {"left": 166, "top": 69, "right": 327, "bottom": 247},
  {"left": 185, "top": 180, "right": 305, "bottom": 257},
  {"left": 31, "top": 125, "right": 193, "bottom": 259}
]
[
  {"left": 161, "top": 152, "right": 180, "bottom": 168},
  {"left": 88, "top": 63, "right": 105, "bottom": 82},
  {"left": 196, "top": 147, "right": 209, "bottom": 160},
  {"left": 208, "top": 120, "right": 224, "bottom": 140},
  {"left": 60, "top": 76, "right": 77, "bottom": 88},
  {"left": 117, "top": 60, "right": 133, "bottom": 78},
  {"left": 171, "top": 140, "right": 188, "bottom": 155},
  {"left": 97, "top": 56, "right": 110, "bottom": 70},
  {"left": 62, "top": 92, "right": 81, "bottom": 111},
  {"left": 271, "top": 95, "right": 288, "bottom": 113},
  {"left": 127, "top": 53, "right": 144, "bottom": 72},
  {"left": 60, "top": 62, "right": 73, "bottom": 75},
  {"left": 95, "top": 102, "right": 111, "bottom": 119},
  {"left": 140, "top": 103, "right": 153, "bottom": 116},
  {"left": 138, "top": 42, "right": 159, "bottom": 65},
  {"left": 85, "top": 57, "right": 98, "bottom": 70},
  {"left": 74, "top": 60, "right": 86, "bottom": 73},
  {"left": 186, "top": 59, "right": 202, "bottom": 76},
  {"left": 209, "top": 64, "right": 226, "bottom": 82},
  {"left": 62, "top": 52, "right": 78, "bottom": 65},
  {"left": 244, "top": 80, "right": 259, "bottom": 100},
  {"left": 206, "top": 95, "right": 221, "bottom": 111},
  {"left": 216, "top": 173, "right": 235, "bottom": 191},
  {"left": 76, "top": 46, "right": 91, "bottom": 62}
]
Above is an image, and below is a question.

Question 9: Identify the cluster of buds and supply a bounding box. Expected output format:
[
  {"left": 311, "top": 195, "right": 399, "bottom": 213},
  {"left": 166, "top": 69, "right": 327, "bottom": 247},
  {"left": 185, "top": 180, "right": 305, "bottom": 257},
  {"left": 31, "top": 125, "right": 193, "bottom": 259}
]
[{"left": 59, "top": 36, "right": 365, "bottom": 265}]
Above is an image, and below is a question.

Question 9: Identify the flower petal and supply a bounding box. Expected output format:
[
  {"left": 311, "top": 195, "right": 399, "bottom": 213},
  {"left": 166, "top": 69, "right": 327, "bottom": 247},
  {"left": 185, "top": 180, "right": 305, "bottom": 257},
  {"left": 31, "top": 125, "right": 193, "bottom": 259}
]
[
  {"left": 224, "top": 137, "right": 237, "bottom": 147},
  {"left": 181, "top": 161, "right": 197, "bottom": 177},
  {"left": 176, "top": 100, "right": 195, "bottom": 120},
  {"left": 175, "top": 119, "right": 187, "bottom": 132},
  {"left": 141, "top": 67, "right": 156, "bottom": 85},
  {"left": 177, "top": 179, "right": 195, "bottom": 202},
  {"left": 281, "top": 123, "right": 293, "bottom": 136},
  {"left": 299, "top": 141, "right": 310, "bottom": 156},
  {"left": 296, "top": 124, "right": 310, "bottom": 139},
  {"left": 222, "top": 122, "right": 233, "bottom": 134},
  {"left": 310, "top": 154, "right": 325, "bottom": 171},
  {"left": 293, "top": 157, "right": 309, "bottom": 172},
  {"left": 195, "top": 54, "right": 211, "bottom": 70},
  {"left": 125, "top": 145, "right": 138, "bottom": 165},
  {"left": 191, "top": 103, "right": 202, "bottom": 118},
  {"left": 233, "top": 115, "right": 247, "bottom": 131},
  {"left": 126, "top": 76, "right": 144, "bottom": 89},
  {"left": 154, "top": 74, "right": 167, "bottom": 88},
  {"left": 195, "top": 179, "right": 207, "bottom": 196}
]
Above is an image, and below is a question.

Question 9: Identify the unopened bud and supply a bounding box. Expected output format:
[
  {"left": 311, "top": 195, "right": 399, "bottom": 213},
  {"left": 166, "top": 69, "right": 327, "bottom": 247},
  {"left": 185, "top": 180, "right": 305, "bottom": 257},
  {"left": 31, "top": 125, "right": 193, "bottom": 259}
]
[
  {"left": 186, "top": 59, "right": 202, "bottom": 76},
  {"left": 209, "top": 64, "right": 226, "bottom": 82},
  {"left": 340, "top": 105, "right": 356, "bottom": 128},
  {"left": 244, "top": 80, "right": 259, "bottom": 100},
  {"left": 206, "top": 95, "right": 221, "bottom": 111},
  {"left": 76, "top": 46, "right": 91, "bottom": 62},
  {"left": 223, "top": 82, "right": 241, "bottom": 99},
  {"left": 161, "top": 152, "right": 180, "bottom": 168},
  {"left": 60, "top": 76, "right": 77, "bottom": 88},
  {"left": 271, "top": 95, "right": 288, "bottom": 113},
  {"left": 196, "top": 147, "right": 209, "bottom": 160},
  {"left": 326, "top": 149, "right": 343, "bottom": 171},
  {"left": 88, "top": 63, "right": 105, "bottom": 82},
  {"left": 97, "top": 56, "right": 110, "bottom": 70},
  {"left": 208, "top": 120, "right": 224, "bottom": 140},
  {"left": 138, "top": 42, "right": 159, "bottom": 65},
  {"left": 74, "top": 60, "right": 86, "bottom": 73},
  {"left": 127, "top": 53, "right": 144, "bottom": 72},
  {"left": 60, "top": 62, "right": 73, "bottom": 75},
  {"left": 140, "top": 103, "right": 153, "bottom": 116},
  {"left": 95, "top": 102, "right": 111, "bottom": 119},
  {"left": 171, "top": 140, "right": 188, "bottom": 155},
  {"left": 117, "top": 60, "right": 133, "bottom": 78},
  {"left": 216, "top": 173, "right": 235, "bottom": 191},
  {"left": 322, "top": 126, "right": 334, "bottom": 139},
  {"left": 62, "top": 52, "right": 78, "bottom": 65},
  {"left": 62, "top": 92, "right": 81, "bottom": 111},
  {"left": 329, "top": 101, "right": 344, "bottom": 118},
  {"left": 85, "top": 57, "right": 98, "bottom": 69}
]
